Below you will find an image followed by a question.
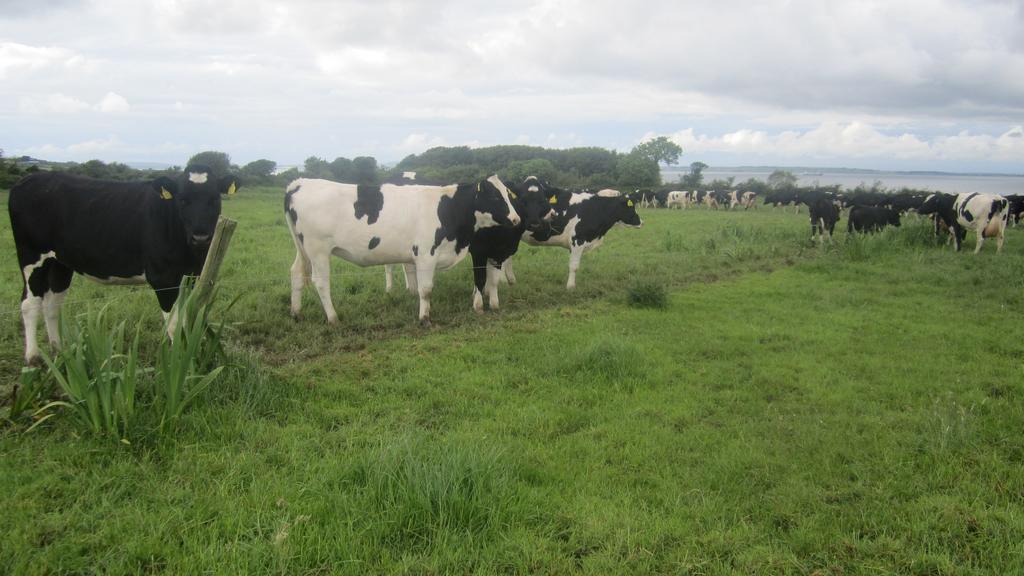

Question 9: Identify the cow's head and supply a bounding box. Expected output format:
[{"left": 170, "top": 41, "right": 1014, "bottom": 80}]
[
  {"left": 154, "top": 164, "right": 240, "bottom": 247},
  {"left": 475, "top": 175, "right": 521, "bottom": 228},
  {"left": 512, "top": 176, "right": 555, "bottom": 231},
  {"left": 888, "top": 209, "right": 902, "bottom": 227},
  {"left": 918, "top": 193, "right": 942, "bottom": 215},
  {"left": 615, "top": 194, "right": 643, "bottom": 228}
]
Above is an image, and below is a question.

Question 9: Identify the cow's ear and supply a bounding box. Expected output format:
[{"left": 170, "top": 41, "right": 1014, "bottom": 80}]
[
  {"left": 220, "top": 175, "right": 240, "bottom": 196},
  {"left": 153, "top": 177, "right": 177, "bottom": 200}
]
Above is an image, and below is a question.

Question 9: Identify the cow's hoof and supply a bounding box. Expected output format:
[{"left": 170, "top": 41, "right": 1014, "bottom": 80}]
[
  {"left": 326, "top": 317, "right": 339, "bottom": 326},
  {"left": 420, "top": 318, "right": 432, "bottom": 328},
  {"left": 473, "top": 307, "right": 484, "bottom": 315},
  {"left": 26, "top": 355, "right": 43, "bottom": 368}
]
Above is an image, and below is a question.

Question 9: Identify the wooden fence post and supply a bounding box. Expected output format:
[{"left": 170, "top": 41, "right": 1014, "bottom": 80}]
[{"left": 194, "top": 216, "right": 237, "bottom": 307}]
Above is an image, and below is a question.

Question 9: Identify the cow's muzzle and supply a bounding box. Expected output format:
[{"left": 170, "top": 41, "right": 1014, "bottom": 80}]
[{"left": 191, "top": 233, "right": 212, "bottom": 245}]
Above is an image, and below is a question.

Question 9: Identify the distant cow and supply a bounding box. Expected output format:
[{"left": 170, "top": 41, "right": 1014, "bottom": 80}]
[
  {"left": 848, "top": 206, "right": 901, "bottom": 233},
  {"left": 285, "top": 175, "right": 520, "bottom": 325},
  {"left": 516, "top": 189, "right": 642, "bottom": 289},
  {"left": 1007, "top": 194, "right": 1024, "bottom": 226},
  {"left": 9, "top": 165, "right": 240, "bottom": 364},
  {"left": 665, "top": 191, "right": 688, "bottom": 209},
  {"left": 918, "top": 192, "right": 1008, "bottom": 253},
  {"left": 808, "top": 196, "right": 840, "bottom": 242},
  {"left": 741, "top": 191, "right": 758, "bottom": 209}
]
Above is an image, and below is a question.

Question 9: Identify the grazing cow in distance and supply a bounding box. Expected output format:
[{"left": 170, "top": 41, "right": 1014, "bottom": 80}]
[
  {"left": 848, "top": 206, "right": 901, "bottom": 234},
  {"left": 741, "top": 191, "right": 758, "bottom": 209},
  {"left": 666, "top": 191, "right": 688, "bottom": 209},
  {"left": 954, "top": 193, "right": 1009, "bottom": 253},
  {"left": 285, "top": 175, "right": 520, "bottom": 325},
  {"left": 919, "top": 192, "right": 1008, "bottom": 253},
  {"left": 1007, "top": 194, "right": 1024, "bottom": 226},
  {"left": 807, "top": 196, "right": 841, "bottom": 242},
  {"left": 518, "top": 189, "right": 642, "bottom": 289},
  {"left": 703, "top": 190, "right": 720, "bottom": 209},
  {"left": 9, "top": 164, "right": 240, "bottom": 364}
]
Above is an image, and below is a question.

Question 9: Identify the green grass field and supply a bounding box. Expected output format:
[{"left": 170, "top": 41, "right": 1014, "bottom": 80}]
[{"left": 2, "top": 187, "right": 1023, "bottom": 574}]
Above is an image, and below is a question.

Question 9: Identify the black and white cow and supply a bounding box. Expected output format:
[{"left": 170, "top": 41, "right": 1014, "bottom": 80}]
[
  {"left": 741, "top": 191, "right": 758, "bottom": 210},
  {"left": 513, "top": 189, "right": 642, "bottom": 289},
  {"left": 918, "top": 192, "right": 1009, "bottom": 253},
  {"left": 847, "top": 205, "right": 901, "bottom": 233},
  {"left": 461, "top": 176, "right": 556, "bottom": 312},
  {"left": 285, "top": 175, "right": 520, "bottom": 325},
  {"left": 9, "top": 165, "right": 239, "bottom": 364},
  {"left": 665, "top": 191, "right": 688, "bottom": 209}
]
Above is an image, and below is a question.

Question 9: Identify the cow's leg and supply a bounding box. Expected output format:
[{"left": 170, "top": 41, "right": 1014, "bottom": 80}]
[
  {"left": 308, "top": 251, "right": 338, "bottom": 324},
  {"left": 974, "top": 224, "right": 986, "bottom": 254},
  {"left": 19, "top": 252, "right": 56, "bottom": 365},
  {"left": 289, "top": 249, "right": 310, "bottom": 318},
  {"left": 414, "top": 262, "right": 436, "bottom": 326},
  {"left": 42, "top": 262, "right": 73, "bottom": 352},
  {"left": 567, "top": 247, "right": 584, "bottom": 290},
  {"left": 503, "top": 258, "right": 516, "bottom": 285},
  {"left": 384, "top": 264, "right": 394, "bottom": 293},
  {"left": 153, "top": 280, "right": 182, "bottom": 339},
  {"left": 486, "top": 263, "right": 501, "bottom": 310},
  {"left": 402, "top": 263, "right": 417, "bottom": 294},
  {"left": 471, "top": 253, "right": 487, "bottom": 314}
]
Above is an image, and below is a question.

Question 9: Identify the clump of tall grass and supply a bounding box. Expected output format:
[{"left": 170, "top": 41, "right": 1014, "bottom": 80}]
[
  {"left": 39, "top": 306, "right": 142, "bottom": 442},
  {"left": 154, "top": 280, "right": 227, "bottom": 434},
  {"left": 627, "top": 280, "right": 668, "bottom": 309},
  {"left": 345, "top": 438, "right": 525, "bottom": 547},
  {"left": 2, "top": 367, "right": 55, "bottom": 429}
]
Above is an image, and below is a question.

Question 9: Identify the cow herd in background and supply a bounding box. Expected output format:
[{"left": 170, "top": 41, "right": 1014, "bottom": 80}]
[
  {"left": 8, "top": 166, "right": 1022, "bottom": 364},
  {"left": 636, "top": 185, "right": 1024, "bottom": 251}
]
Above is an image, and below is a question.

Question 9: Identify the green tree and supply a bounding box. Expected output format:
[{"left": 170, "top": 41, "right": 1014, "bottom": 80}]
[
  {"left": 632, "top": 136, "right": 682, "bottom": 166},
  {"left": 329, "top": 157, "right": 353, "bottom": 181},
  {"left": 768, "top": 169, "right": 798, "bottom": 189},
  {"left": 616, "top": 153, "right": 661, "bottom": 189},
  {"left": 680, "top": 161, "right": 707, "bottom": 189},
  {"left": 187, "top": 151, "right": 232, "bottom": 178},
  {"left": 503, "top": 158, "right": 557, "bottom": 185},
  {"left": 352, "top": 156, "right": 379, "bottom": 184},
  {"left": 303, "top": 156, "right": 331, "bottom": 179},
  {"left": 241, "top": 159, "right": 277, "bottom": 180}
]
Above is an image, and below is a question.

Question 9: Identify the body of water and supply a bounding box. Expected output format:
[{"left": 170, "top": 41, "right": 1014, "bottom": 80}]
[{"left": 662, "top": 168, "right": 1024, "bottom": 196}]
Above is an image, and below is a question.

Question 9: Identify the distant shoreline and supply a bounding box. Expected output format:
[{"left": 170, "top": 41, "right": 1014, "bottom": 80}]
[{"left": 662, "top": 166, "right": 1024, "bottom": 178}]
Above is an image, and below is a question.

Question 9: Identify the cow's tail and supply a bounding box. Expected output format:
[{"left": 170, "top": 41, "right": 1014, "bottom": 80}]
[{"left": 284, "top": 185, "right": 311, "bottom": 284}]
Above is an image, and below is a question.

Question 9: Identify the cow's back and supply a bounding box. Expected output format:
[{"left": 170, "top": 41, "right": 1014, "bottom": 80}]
[
  {"left": 10, "top": 172, "right": 151, "bottom": 275},
  {"left": 286, "top": 178, "right": 460, "bottom": 266}
]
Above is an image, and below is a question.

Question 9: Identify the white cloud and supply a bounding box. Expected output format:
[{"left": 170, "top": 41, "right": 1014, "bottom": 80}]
[
  {"left": 396, "top": 133, "right": 446, "bottom": 153},
  {"left": 19, "top": 93, "right": 90, "bottom": 114},
  {"left": 0, "top": 41, "right": 93, "bottom": 79},
  {"left": 659, "top": 123, "right": 1024, "bottom": 163},
  {"left": 95, "top": 91, "right": 130, "bottom": 113}
]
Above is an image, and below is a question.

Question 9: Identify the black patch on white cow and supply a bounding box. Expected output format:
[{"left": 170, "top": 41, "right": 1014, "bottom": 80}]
[
  {"left": 368, "top": 236, "right": 380, "bottom": 249},
  {"left": 284, "top": 184, "right": 301, "bottom": 226},
  {"left": 354, "top": 185, "right": 384, "bottom": 224}
]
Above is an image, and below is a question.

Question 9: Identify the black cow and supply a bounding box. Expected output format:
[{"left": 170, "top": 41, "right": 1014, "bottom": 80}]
[
  {"left": 848, "top": 206, "right": 901, "bottom": 233},
  {"left": 10, "top": 165, "right": 240, "bottom": 364},
  {"left": 467, "top": 176, "right": 555, "bottom": 312},
  {"left": 807, "top": 196, "right": 840, "bottom": 241},
  {"left": 918, "top": 193, "right": 963, "bottom": 249},
  {"left": 1007, "top": 194, "right": 1024, "bottom": 226}
]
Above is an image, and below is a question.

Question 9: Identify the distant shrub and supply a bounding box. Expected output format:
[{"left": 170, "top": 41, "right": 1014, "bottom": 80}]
[{"left": 627, "top": 280, "right": 668, "bottom": 309}]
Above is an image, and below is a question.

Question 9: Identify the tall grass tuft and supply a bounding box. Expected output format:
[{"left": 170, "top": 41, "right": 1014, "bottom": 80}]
[
  {"left": 154, "top": 280, "right": 226, "bottom": 434},
  {"left": 39, "top": 306, "right": 141, "bottom": 442},
  {"left": 346, "top": 438, "right": 525, "bottom": 548},
  {"left": 2, "top": 367, "right": 54, "bottom": 428},
  {"left": 627, "top": 280, "right": 669, "bottom": 309}
]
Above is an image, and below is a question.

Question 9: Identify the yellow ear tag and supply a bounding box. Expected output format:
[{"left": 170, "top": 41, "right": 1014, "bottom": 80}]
[
  {"left": 227, "top": 182, "right": 237, "bottom": 196},
  {"left": 160, "top": 188, "right": 173, "bottom": 200},
  {"left": 509, "top": 191, "right": 517, "bottom": 199},
  {"left": 627, "top": 199, "right": 634, "bottom": 207},
  {"left": 549, "top": 196, "right": 558, "bottom": 204}
]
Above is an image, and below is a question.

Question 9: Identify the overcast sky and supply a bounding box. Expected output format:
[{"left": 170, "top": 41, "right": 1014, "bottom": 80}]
[{"left": 2, "top": 0, "right": 1023, "bottom": 172}]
